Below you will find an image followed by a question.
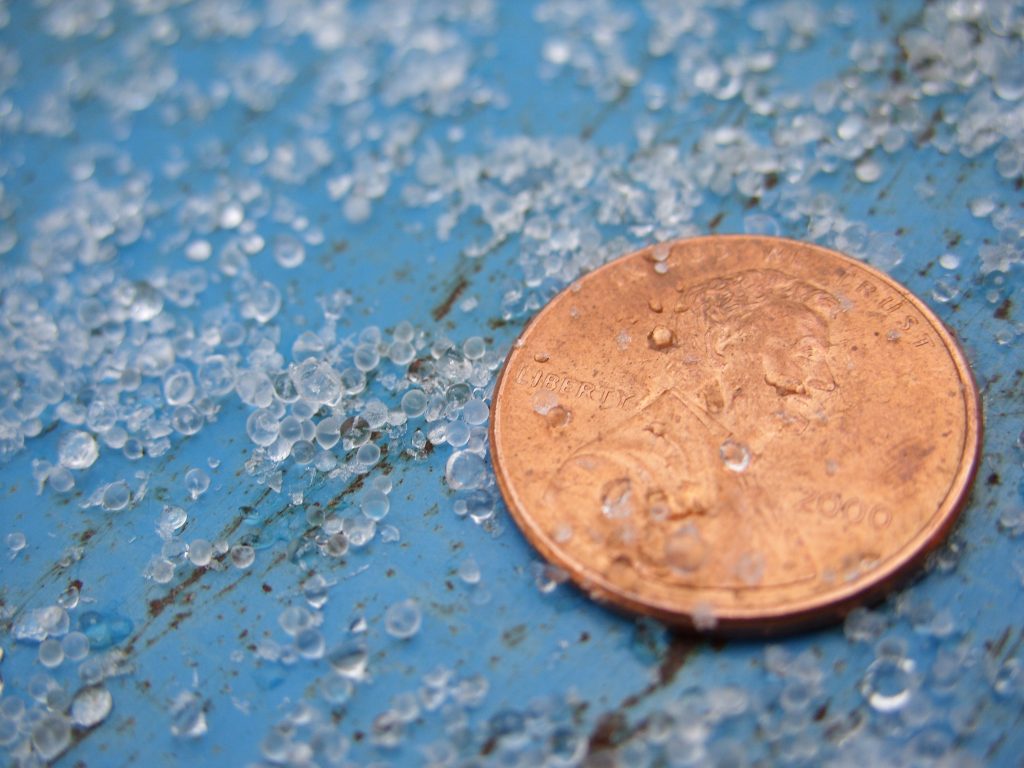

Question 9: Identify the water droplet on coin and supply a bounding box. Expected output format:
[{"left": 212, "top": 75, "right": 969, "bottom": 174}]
[
  {"left": 648, "top": 326, "right": 674, "bottom": 349},
  {"left": 545, "top": 405, "right": 571, "bottom": 428},
  {"left": 600, "top": 477, "right": 633, "bottom": 519},
  {"left": 606, "top": 555, "right": 638, "bottom": 591},
  {"left": 719, "top": 439, "right": 751, "bottom": 473},
  {"left": 532, "top": 391, "right": 558, "bottom": 415},
  {"left": 666, "top": 524, "right": 707, "bottom": 573},
  {"left": 691, "top": 601, "right": 717, "bottom": 631},
  {"left": 735, "top": 551, "right": 766, "bottom": 586},
  {"left": 646, "top": 490, "right": 671, "bottom": 521}
]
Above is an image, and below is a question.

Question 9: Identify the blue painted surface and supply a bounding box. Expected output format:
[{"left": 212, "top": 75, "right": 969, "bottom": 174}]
[{"left": 0, "top": 1, "right": 1022, "bottom": 766}]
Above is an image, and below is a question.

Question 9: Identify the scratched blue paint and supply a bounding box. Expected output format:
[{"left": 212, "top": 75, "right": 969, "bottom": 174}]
[{"left": 0, "top": 1, "right": 1021, "bottom": 766}]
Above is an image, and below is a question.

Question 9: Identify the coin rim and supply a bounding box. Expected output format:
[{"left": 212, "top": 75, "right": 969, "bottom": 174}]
[{"left": 489, "top": 235, "right": 983, "bottom": 636}]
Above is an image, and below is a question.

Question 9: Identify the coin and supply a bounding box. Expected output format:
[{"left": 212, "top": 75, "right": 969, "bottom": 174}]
[{"left": 489, "top": 235, "right": 981, "bottom": 635}]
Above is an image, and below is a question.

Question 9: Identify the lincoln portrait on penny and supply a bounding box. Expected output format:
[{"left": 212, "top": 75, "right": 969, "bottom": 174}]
[{"left": 544, "top": 269, "right": 843, "bottom": 589}]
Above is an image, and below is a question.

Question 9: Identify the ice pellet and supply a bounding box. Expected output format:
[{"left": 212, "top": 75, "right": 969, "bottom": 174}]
[
  {"left": 58, "top": 431, "right": 99, "bottom": 470},
  {"left": 384, "top": 599, "right": 422, "bottom": 640}
]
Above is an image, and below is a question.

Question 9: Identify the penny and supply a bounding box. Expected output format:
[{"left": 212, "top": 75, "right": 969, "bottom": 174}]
[{"left": 489, "top": 235, "right": 981, "bottom": 635}]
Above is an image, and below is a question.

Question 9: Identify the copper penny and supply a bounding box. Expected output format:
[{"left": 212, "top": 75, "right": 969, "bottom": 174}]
[{"left": 489, "top": 235, "right": 981, "bottom": 635}]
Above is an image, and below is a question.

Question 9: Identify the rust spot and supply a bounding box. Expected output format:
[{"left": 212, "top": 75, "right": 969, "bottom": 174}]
[
  {"left": 432, "top": 274, "right": 469, "bottom": 321},
  {"left": 480, "top": 735, "right": 497, "bottom": 756},
  {"left": 987, "top": 626, "right": 1012, "bottom": 658},
  {"left": 226, "top": 486, "right": 274, "bottom": 539},
  {"left": 994, "top": 298, "right": 1011, "bottom": 320},
  {"left": 587, "top": 712, "right": 628, "bottom": 753},
  {"left": 39, "top": 421, "right": 60, "bottom": 438},
  {"left": 656, "top": 634, "right": 694, "bottom": 687},
  {"left": 1006, "top": 627, "right": 1024, "bottom": 661},
  {"left": 325, "top": 457, "right": 374, "bottom": 509},
  {"left": 580, "top": 83, "right": 632, "bottom": 141},
  {"left": 581, "top": 638, "right": 700, "bottom": 757},
  {"left": 620, "top": 634, "right": 696, "bottom": 709},
  {"left": 406, "top": 356, "right": 435, "bottom": 384},
  {"left": 884, "top": 439, "right": 936, "bottom": 485},
  {"left": 215, "top": 570, "right": 252, "bottom": 598},
  {"left": 148, "top": 567, "right": 205, "bottom": 618},
  {"left": 262, "top": 583, "right": 273, "bottom": 593},
  {"left": 501, "top": 624, "right": 527, "bottom": 648}
]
